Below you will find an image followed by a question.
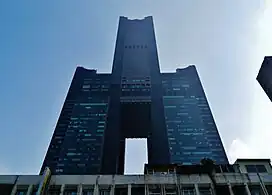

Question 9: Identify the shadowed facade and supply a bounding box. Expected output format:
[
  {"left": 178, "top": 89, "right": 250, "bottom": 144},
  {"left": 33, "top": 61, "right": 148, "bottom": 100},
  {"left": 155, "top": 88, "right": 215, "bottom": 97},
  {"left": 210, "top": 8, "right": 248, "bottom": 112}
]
[{"left": 41, "top": 16, "right": 228, "bottom": 175}]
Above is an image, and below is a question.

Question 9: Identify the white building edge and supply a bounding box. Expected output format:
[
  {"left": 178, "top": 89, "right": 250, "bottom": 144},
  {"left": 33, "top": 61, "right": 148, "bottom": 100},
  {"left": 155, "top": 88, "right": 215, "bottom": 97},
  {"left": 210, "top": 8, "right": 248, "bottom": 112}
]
[{"left": 1, "top": 159, "right": 272, "bottom": 195}]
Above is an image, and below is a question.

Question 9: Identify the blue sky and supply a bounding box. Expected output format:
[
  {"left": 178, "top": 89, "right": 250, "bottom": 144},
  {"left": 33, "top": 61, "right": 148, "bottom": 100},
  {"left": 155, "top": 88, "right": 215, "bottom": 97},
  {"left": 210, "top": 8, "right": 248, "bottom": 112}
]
[{"left": 0, "top": 0, "right": 272, "bottom": 174}]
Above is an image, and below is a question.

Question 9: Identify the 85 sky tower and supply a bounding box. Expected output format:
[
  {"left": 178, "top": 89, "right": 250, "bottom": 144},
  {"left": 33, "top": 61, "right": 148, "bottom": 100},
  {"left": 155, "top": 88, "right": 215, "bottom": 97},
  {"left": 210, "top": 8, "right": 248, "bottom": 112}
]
[{"left": 41, "top": 16, "right": 228, "bottom": 175}]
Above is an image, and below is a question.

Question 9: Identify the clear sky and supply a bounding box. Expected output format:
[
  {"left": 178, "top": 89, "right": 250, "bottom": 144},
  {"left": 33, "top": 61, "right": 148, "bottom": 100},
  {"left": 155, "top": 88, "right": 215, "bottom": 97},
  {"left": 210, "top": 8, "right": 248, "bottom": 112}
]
[{"left": 0, "top": 0, "right": 272, "bottom": 175}]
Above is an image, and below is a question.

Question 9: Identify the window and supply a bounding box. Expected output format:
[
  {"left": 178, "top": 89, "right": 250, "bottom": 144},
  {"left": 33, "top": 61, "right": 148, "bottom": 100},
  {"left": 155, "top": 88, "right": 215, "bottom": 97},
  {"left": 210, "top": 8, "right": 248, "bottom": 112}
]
[
  {"left": 83, "top": 191, "right": 94, "bottom": 195},
  {"left": 182, "top": 188, "right": 195, "bottom": 195},
  {"left": 55, "top": 168, "right": 63, "bottom": 173},
  {"left": 48, "top": 190, "right": 60, "bottom": 195},
  {"left": 16, "top": 192, "right": 27, "bottom": 195},
  {"left": 245, "top": 165, "right": 267, "bottom": 173},
  {"left": 250, "top": 188, "right": 261, "bottom": 195},
  {"left": 79, "top": 129, "right": 87, "bottom": 133},
  {"left": 149, "top": 188, "right": 161, "bottom": 195},
  {"left": 67, "top": 152, "right": 76, "bottom": 156},
  {"left": 100, "top": 190, "right": 110, "bottom": 195},
  {"left": 199, "top": 188, "right": 212, "bottom": 195},
  {"left": 82, "top": 85, "right": 90, "bottom": 89},
  {"left": 31, "top": 190, "right": 38, "bottom": 195},
  {"left": 246, "top": 165, "right": 257, "bottom": 172},
  {"left": 64, "top": 192, "right": 77, "bottom": 195},
  {"left": 165, "top": 189, "right": 176, "bottom": 195},
  {"left": 96, "top": 129, "right": 104, "bottom": 132},
  {"left": 255, "top": 165, "right": 267, "bottom": 172}
]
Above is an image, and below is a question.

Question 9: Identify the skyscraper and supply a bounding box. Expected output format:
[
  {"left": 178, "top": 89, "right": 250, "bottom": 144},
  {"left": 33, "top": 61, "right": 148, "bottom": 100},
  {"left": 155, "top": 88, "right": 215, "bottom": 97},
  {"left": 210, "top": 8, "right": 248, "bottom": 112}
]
[
  {"left": 161, "top": 67, "right": 228, "bottom": 165},
  {"left": 41, "top": 16, "right": 228, "bottom": 175},
  {"left": 257, "top": 56, "right": 272, "bottom": 101}
]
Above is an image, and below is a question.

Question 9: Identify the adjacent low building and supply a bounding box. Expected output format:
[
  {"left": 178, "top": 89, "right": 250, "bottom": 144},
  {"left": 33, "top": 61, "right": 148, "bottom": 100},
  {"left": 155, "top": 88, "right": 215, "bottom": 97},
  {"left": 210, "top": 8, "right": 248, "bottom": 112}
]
[{"left": 1, "top": 159, "right": 272, "bottom": 195}]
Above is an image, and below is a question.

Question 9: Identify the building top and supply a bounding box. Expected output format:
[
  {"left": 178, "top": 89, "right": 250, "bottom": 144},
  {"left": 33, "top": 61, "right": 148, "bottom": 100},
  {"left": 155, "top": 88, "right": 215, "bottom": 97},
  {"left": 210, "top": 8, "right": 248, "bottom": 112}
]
[
  {"left": 235, "top": 158, "right": 271, "bottom": 163},
  {"left": 76, "top": 64, "right": 197, "bottom": 75},
  {"left": 120, "top": 16, "right": 152, "bottom": 21},
  {"left": 176, "top": 65, "right": 196, "bottom": 72}
]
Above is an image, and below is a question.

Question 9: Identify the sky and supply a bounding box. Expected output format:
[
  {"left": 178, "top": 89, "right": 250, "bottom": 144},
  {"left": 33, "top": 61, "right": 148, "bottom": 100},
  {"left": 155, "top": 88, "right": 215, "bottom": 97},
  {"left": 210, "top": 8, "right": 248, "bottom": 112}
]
[{"left": 0, "top": 0, "right": 272, "bottom": 175}]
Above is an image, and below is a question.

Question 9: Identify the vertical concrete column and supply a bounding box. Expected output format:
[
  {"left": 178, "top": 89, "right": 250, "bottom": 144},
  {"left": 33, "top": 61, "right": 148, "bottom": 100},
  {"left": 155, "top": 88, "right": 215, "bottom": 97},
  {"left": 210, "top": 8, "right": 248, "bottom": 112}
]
[
  {"left": 128, "top": 184, "right": 132, "bottom": 195},
  {"left": 59, "top": 184, "right": 65, "bottom": 195},
  {"left": 161, "top": 184, "right": 165, "bottom": 195},
  {"left": 209, "top": 184, "right": 216, "bottom": 195},
  {"left": 26, "top": 185, "right": 33, "bottom": 195},
  {"left": 110, "top": 185, "right": 115, "bottom": 195},
  {"left": 261, "top": 185, "right": 269, "bottom": 195},
  {"left": 177, "top": 177, "right": 181, "bottom": 195},
  {"left": 244, "top": 183, "right": 251, "bottom": 195},
  {"left": 177, "top": 184, "right": 181, "bottom": 195},
  {"left": 194, "top": 184, "right": 200, "bottom": 195},
  {"left": 145, "top": 184, "right": 148, "bottom": 195},
  {"left": 94, "top": 184, "right": 99, "bottom": 195},
  {"left": 227, "top": 183, "right": 234, "bottom": 195},
  {"left": 77, "top": 184, "right": 83, "bottom": 195},
  {"left": 10, "top": 184, "right": 17, "bottom": 195}
]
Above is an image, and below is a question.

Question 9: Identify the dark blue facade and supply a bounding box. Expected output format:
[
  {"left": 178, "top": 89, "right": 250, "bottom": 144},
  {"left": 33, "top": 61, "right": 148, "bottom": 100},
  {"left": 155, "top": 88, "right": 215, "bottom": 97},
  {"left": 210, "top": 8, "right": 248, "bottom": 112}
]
[
  {"left": 101, "top": 16, "right": 170, "bottom": 174},
  {"left": 162, "top": 66, "right": 228, "bottom": 165},
  {"left": 41, "top": 68, "right": 111, "bottom": 174},
  {"left": 257, "top": 56, "right": 272, "bottom": 102},
  {"left": 41, "top": 16, "right": 228, "bottom": 175}
]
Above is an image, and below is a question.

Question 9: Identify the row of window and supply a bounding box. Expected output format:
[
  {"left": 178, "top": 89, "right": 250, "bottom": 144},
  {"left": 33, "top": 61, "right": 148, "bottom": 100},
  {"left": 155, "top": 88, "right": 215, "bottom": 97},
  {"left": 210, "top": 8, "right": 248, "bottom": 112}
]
[
  {"left": 82, "top": 84, "right": 110, "bottom": 89},
  {"left": 70, "top": 114, "right": 107, "bottom": 119},
  {"left": 168, "top": 140, "right": 222, "bottom": 147},
  {"left": 122, "top": 88, "right": 150, "bottom": 92},
  {"left": 149, "top": 188, "right": 212, "bottom": 195},
  {"left": 246, "top": 165, "right": 267, "bottom": 173},
  {"left": 167, "top": 128, "right": 216, "bottom": 132},
  {"left": 122, "top": 83, "right": 151, "bottom": 88},
  {"left": 82, "top": 89, "right": 109, "bottom": 92},
  {"left": 124, "top": 45, "right": 148, "bottom": 49},
  {"left": 122, "top": 78, "right": 150, "bottom": 83}
]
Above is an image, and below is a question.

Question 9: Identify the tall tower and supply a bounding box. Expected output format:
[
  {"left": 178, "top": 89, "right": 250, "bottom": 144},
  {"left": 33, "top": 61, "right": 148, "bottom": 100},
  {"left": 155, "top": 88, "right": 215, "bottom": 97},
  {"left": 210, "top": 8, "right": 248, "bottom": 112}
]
[
  {"left": 100, "top": 16, "right": 170, "bottom": 174},
  {"left": 41, "top": 16, "right": 228, "bottom": 175}
]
